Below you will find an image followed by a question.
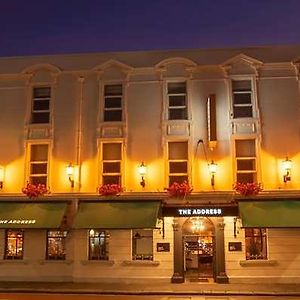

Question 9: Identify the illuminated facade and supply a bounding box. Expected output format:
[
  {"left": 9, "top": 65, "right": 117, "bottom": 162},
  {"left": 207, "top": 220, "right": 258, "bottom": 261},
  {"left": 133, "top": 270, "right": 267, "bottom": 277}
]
[{"left": 0, "top": 45, "right": 300, "bottom": 283}]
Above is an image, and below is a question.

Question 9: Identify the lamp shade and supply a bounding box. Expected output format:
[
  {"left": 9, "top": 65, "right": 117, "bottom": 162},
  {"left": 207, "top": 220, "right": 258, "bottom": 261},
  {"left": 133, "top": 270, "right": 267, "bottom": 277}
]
[
  {"left": 138, "top": 162, "right": 147, "bottom": 176},
  {"left": 66, "top": 163, "right": 74, "bottom": 176},
  {"left": 282, "top": 158, "right": 292, "bottom": 171},
  {"left": 0, "top": 166, "right": 4, "bottom": 182},
  {"left": 208, "top": 161, "right": 217, "bottom": 174}
]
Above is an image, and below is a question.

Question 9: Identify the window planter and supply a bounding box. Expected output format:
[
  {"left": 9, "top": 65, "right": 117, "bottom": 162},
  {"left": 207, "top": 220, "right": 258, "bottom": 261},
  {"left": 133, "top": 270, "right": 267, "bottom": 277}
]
[
  {"left": 22, "top": 182, "right": 50, "bottom": 198},
  {"left": 98, "top": 184, "right": 123, "bottom": 196}
]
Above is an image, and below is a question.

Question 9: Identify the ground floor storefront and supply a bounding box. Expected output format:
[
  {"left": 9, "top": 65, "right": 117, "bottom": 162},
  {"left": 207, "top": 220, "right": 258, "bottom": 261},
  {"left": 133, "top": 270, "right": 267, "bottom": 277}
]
[{"left": 0, "top": 196, "right": 299, "bottom": 284}]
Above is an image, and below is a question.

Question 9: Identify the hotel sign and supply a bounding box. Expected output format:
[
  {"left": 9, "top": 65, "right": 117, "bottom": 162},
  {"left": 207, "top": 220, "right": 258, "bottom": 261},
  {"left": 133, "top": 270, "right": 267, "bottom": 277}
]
[
  {"left": 162, "top": 205, "right": 238, "bottom": 217},
  {"left": 0, "top": 219, "right": 36, "bottom": 225}
]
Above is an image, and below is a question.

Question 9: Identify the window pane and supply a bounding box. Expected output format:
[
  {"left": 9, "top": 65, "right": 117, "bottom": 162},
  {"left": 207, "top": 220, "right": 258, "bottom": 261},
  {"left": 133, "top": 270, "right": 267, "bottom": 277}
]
[
  {"left": 5, "top": 230, "right": 24, "bottom": 260},
  {"left": 132, "top": 229, "right": 153, "bottom": 261},
  {"left": 169, "top": 161, "right": 188, "bottom": 173},
  {"left": 30, "top": 176, "right": 47, "bottom": 185},
  {"left": 89, "top": 230, "right": 109, "bottom": 260},
  {"left": 103, "top": 143, "right": 121, "bottom": 160},
  {"left": 168, "top": 142, "right": 188, "bottom": 159},
  {"left": 103, "top": 162, "right": 120, "bottom": 173},
  {"left": 31, "top": 145, "right": 48, "bottom": 161},
  {"left": 232, "top": 80, "right": 251, "bottom": 91},
  {"left": 233, "top": 93, "right": 252, "bottom": 104},
  {"left": 103, "top": 175, "right": 120, "bottom": 185},
  {"left": 33, "top": 99, "right": 50, "bottom": 110},
  {"left": 235, "top": 140, "right": 255, "bottom": 157},
  {"left": 46, "top": 231, "right": 67, "bottom": 260},
  {"left": 169, "top": 95, "right": 186, "bottom": 107},
  {"left": 236, "top": 173, "right": 255, "bottom": 183},
  {"left": 233, "top": 107, "right": 252, "bottom": 118},
  {"left": 168, "top": 82, "right": 186, "bottom": 94},
  {"left": 104, "top": 110, "right": 122, "bottom": 122},
  {"left": 169, "top": 108, "right": 187, "bottom": 120},
  {"left": 105, "top": 97, "right": 122, "bottom": 108},
  {"left": 169, "top": 175, "right": 188, "bottom": 185},
  {"left": 31, "top": 163, "right": 47, "bottom": 174},
  {"left": 34, "top": 87, "right": 51, "bottom": 98},
  {"left": 104, "top": 84, "right": 122, "bottom": 96},
  {"left": 245, "top": 228, "right": 267, "bottom": 260},
  {"left": 32, "top": 112, "right": 50, "bottom": 124},
  {"left": 237, "top": 159, "right": 256, "bottom": 171}
]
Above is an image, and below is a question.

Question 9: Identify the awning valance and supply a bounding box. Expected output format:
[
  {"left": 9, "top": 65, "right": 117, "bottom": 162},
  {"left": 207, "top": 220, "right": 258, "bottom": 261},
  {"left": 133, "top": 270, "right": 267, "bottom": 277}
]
[
  {"left": 0, "top": 202, "right": 67, "bottom": 229},
  {"left": 239, "top": 200, "right": 300, "bottom": 228},
  {"left": 73, "top": 201, "right": 161, "bottom": 229}
]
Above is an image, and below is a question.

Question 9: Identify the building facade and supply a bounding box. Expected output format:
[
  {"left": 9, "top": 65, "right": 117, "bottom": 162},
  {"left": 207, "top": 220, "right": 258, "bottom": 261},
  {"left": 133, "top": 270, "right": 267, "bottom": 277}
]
[{"left": 0, "top": 45, "right": 300, "bottom": 284}]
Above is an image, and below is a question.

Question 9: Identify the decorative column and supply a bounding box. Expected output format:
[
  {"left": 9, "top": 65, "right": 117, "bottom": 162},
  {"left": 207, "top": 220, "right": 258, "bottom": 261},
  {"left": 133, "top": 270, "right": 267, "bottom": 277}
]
[
  {"left": 171, "top": 218, "right": 184, "bottom": 283},
  {"left": 215, "top": 218, "right": 229, "bottom": 283}
]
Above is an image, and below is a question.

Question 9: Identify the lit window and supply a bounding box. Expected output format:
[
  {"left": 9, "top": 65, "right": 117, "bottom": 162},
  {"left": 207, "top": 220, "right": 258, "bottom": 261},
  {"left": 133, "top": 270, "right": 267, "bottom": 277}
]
[
  {"left": 4, "top": 230, "right": 24, "bottom": 260},
  {"left": 167, "top": 82, "right": 187, "bottom": 120},
  {"left": 168, "top": 141, "right": 188, "bottom": 185},
  {"left": 29, "top": 144, "right": 49, "bottom": 185},
  {"left": 235, "top": 139, "right": 256, "bottom": 183},
  {"left": 46, "top": 230, "right": 67, "bottom": 260},
  {"left": 102, "top": 142, "right": 122, "bottom": 185},
  {"left": 245, "top": 228, "right": 267, "bottom": 260},
  {"left": 31, "top": 87, "right": 51, "bottom": 124},
  {"left": 88, "top": 229, "right": 109, "bottom": 260},
  {"left": 104, "top": 84, "right": 123, "bottom": 122},
  {"left": 132, "top": 229, "right": 153, "bottom": 261},
  {"left": 232, "top": 80, "right": 253, "bottom": 118}
]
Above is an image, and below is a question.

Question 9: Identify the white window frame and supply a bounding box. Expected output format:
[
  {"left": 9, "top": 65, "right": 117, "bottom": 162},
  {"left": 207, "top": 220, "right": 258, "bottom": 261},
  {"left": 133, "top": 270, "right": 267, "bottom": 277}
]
[{"left": 31, "top": 86, "right": 51, "bottom": 124}]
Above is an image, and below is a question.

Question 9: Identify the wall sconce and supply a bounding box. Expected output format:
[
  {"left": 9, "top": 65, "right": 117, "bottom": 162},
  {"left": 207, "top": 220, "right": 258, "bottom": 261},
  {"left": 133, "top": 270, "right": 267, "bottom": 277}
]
[
  {"left": 66, "top": 163, "right": 75, "bottom": 188},
  {"left": 282, "top": 157, "right": 292, "bottom": 183},
  {"left": 208, "top": 160, "right": 217, "bottom": 187},
  {"left": 138, "top": 162, "right": 147, "bottom": 188},
  {"left": 0, "top": 166, "right": 4, "bottom": 190}
]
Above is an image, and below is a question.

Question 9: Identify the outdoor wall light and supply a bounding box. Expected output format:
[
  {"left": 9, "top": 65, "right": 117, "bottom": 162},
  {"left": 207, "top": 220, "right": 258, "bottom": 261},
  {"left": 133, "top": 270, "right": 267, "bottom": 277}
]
[
  {"left": 0, "top": 166, "right": 4, "bottom": 190},
  {"left": 208, "top": 160, "right": 217, "bottom": 187},
  {"left": 66, "top": 163, "right": 75, "bottom": 188},
  {"left": 138, "top": 162, "right": 147, "bottom": 188},
  {"left": 282, "top": 157, "right": 292, "bottom": 183}
]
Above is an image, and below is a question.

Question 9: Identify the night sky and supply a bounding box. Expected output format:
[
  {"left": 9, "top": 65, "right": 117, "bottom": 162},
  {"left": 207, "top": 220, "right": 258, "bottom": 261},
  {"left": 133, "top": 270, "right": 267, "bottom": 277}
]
[{"left": 1, "top": 0, "right": 300, "bottom": 57}]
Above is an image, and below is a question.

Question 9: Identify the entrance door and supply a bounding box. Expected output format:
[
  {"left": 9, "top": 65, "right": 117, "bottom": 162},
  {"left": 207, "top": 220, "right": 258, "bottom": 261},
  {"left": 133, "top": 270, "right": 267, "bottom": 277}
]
[{"left": 183, "top": 217, "right": 215, "bottom": 281}]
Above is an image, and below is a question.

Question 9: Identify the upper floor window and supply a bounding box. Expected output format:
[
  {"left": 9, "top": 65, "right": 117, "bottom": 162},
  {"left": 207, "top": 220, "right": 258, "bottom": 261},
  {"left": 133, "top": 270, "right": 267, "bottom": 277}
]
[
  {"left": 132, "top": 229, "right": 153, "bottom": 261},
  {"left": 29, "top": 144, "right": 49, "bottom": 185},
  {"left": 167, "top": 82, "right": 187, "bottom": 120},
  {"left": 101, "top": 142, "right": 122, "bottom": 185},
  {"left": 235, "top": 139, "right": 256, "bottom": 183},
  {"left": 4, "top": 230, "right": 24, "bottom": 260},
  {"left": 104, "top": 84, "right": 123, "bottom": 122},
  {"left": 46, "top": 230, "right": 67, "bottom": 260},
  {"left": 31, "top": 87, "right": 51, "bottom": 124},
  {"left": 88, "top": 229, "right": 109, "bottom": 260},
  {"left": 232, "top": 80, "right": 253, "bottom": 118},
  {"left": 245, "top": 228, "right": 267, "bottom": 260},
  {"left": 168, "top": 141, "right": 188, "bottom": 185}
]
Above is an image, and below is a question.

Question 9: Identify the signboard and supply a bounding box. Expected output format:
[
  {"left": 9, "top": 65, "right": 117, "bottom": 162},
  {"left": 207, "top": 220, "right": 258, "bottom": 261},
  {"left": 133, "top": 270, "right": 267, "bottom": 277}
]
[
  {"left": 0, "top": 219, "right": 36, "bottom": 225},
  {"left": 228, "top": 242, "right": 242, "bottom": 251},
  {"left": 157, "top": 243, "right": 170, "bottom": 252},
  {"left": 163, "top": 205, "right": 238, "bottom": 217}
]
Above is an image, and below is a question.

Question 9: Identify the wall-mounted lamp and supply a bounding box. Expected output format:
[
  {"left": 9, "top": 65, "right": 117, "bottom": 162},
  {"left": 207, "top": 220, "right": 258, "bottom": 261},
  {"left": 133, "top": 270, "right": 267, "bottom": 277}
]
[
  {"left": 208, "top": 160, "right": 217, "bottom": 187},
  {"left": 66, "top": 163, "right": 75, "bottom": 188},
  {"left": 0, "top": 166, "right": 4, "bottom": 190},
  {"left": 282, "top": 157, "right": 292, "bottom": 183},
  {"left": 138, "top": 162, "right": 147, "bottom": 188}
]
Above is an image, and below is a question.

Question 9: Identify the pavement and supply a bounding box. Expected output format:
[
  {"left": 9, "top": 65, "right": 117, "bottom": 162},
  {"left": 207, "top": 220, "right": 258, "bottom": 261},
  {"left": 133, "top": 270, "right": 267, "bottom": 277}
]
[{"left": 0, "top": 281, "right": 300, "bottom": 296}]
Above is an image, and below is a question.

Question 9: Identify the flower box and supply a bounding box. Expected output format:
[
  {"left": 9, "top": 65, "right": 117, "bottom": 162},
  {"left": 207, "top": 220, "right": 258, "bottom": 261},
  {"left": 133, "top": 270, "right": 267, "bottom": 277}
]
[
  {"left": 165, "top": 181, "right": 193, "bottom": 198},
  {"left": 233, "top": 182, "right": 262, "bottom": 196},
  {"left": 22, "top": 182, "right": 50, "bottom": 198},
  {"left": 98, "top": 184, "right": 123, "bottom": 196}
]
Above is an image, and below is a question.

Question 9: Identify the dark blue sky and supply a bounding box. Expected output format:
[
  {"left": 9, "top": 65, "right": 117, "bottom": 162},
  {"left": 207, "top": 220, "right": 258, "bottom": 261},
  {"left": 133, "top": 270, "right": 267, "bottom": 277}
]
[{"left": 1, "top": 0, "right": 300, "bottom": 57}]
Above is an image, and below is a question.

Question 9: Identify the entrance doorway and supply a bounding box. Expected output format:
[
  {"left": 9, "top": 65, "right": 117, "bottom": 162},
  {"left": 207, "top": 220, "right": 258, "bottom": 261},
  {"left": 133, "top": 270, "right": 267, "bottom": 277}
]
[{"left": 183, "top": 217, "right": 215, "bottom": 282}]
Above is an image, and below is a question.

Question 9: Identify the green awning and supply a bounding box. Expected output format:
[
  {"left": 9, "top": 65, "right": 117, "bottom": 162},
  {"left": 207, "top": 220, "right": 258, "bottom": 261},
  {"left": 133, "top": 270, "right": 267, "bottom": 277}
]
[
  {"left": 73, "top": 201, "right": 161, "bottom": 229},
  {"left": 239, "top": 200, "right": 300, "bottom": 228},
  {"left": 0, "top": 202, "right": 67, "bottom": 229}
]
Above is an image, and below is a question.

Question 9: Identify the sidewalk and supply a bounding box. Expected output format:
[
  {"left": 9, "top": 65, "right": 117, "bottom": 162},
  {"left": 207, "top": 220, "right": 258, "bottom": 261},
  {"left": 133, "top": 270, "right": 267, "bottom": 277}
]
[{"left": 0, "top": 281, "right": 300, "bottom": 296}]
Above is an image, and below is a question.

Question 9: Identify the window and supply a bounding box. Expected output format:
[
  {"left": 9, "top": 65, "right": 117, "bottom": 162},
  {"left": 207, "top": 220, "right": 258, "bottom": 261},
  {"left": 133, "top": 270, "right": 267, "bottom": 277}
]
[
  {"left": 4, "top": 230, "right": 24, "bottom": 260},
  {"left": 29, "top": 144, "right": 49, "bottom": 185},
  {"left": 104, "top": 84, "right": 123, "bottom": 122},
  {"left": 168, "top": 141, "right": 188, "bottom": 185},
  {"left": 101, "top": 142, "right": 122, "bottom": 185},
  {"left": 31, "top": 87, "right": 51, "bottom": 124},
  {"left": 88, "top": 229, "right": 109, "bottom": 260},
  {"left": 235, "top": 139, "right": 256, "bottom": 183},
  {"left": 232, "top": 80, "right": 253, "bottom": 118},
  {"left": 132, "top": 229, "right": 153, "bottom": 261},
  {"left": 245, "top": 228, "right": 267, "bottom": 260},
  {"left": 167, "top": 82, "right": 187, "bottom": 120},
  {"left": 46, "top": 230, "right": 67, "bottom": 260}
]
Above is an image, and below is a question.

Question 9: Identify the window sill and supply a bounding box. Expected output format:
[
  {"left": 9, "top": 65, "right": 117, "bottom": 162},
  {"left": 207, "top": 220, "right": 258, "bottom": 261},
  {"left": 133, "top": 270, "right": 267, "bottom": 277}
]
[
  {"left": 122, "top": 260, "right": 160, "bottom": 266},
  {"left": 38, "top": 259, "right": 73, "bottom": 265},
  {"left": 0, "top": 259, "right": 29, "bottom": 265},
  {"left": 239, "top": 259, "right": 277, "bottom": 267},
  {"left": 80, "top": 260, "right": 114, "bottom": 266}
]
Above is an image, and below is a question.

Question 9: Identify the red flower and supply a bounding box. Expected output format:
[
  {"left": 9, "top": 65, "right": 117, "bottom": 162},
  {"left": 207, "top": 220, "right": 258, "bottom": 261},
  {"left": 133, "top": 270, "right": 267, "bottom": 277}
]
[
  {"left": 22, "top": 182, "right": 50, "bottom": 198},
  {"left": 98, "top": 184, "right": 123, "bottom": 196},
  {"left": 165, "top": 181, "right": 193, "bottom": 198},
  {"left": 233, "top": 182, "right": 262, "bottom": 196}
]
